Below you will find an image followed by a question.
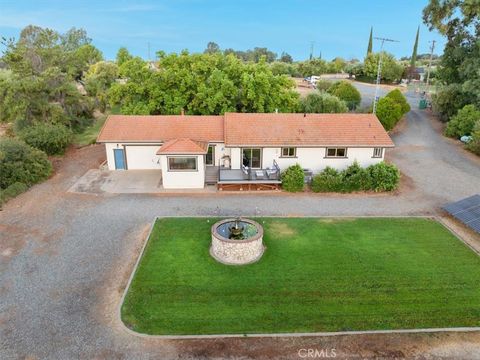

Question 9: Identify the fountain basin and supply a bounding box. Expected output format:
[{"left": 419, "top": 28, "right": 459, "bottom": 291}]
[{"left": 210, "top": 218, "right": 265, "bottom": 265}]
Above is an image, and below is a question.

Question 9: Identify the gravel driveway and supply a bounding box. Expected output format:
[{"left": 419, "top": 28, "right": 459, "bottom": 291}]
[{"left": 1, "top": 108, "right": 479, "bottom": 359}]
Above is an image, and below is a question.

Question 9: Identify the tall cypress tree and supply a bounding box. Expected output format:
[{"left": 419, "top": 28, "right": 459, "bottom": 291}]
[
  {"left": 367, "top": 27, "right": 373, "bottom": 57},
  {"left": 410, "top": 26, "right": 420, "bottom": 68}
]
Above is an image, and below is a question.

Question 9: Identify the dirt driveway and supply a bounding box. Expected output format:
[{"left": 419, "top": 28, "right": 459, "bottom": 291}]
[{"left": 1, "top": 108, "right": 480, "bottom": 359}]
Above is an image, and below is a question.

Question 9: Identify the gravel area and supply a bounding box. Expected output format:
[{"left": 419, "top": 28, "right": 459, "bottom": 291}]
[{"left": 1, "top": 106, "right": 480, "bottom": 359}]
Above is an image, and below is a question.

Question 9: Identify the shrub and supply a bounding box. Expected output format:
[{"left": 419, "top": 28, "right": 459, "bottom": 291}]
[
  {"left": 432, "top": 84, "right": 469, "bottom": 122},
  {"left": 0, "top": 182, "right": 28, "bottom": 204},
  {"left": 301, "top": 92, "right": 348, "bottom": 113},
  {"left": 385, "top": 89, "right": 410, "bottom": 114},
  {"left": 311, "top": 167, "right": 342, "bottom": 192},
  {"left": 466, "top": 121, "right": 480, "bottom": 155},
  {"left": 341, "top": 161, "right": 371, "bottom": 192},
  {"left": 315, "top": 79, "right": 333, "bottom": 91},
  {"left": 18, "top": 123, "right": 72, "bottom": 155},
  {"left": 281, "top": 164, "right": 305, "bottom": 192},
  {"left": 327, "top": 80, "right": 361, "bottom": 110},
  {"left": 0, "top": 138, "right": 52, "bottom": 190},
  {"left": 376, "top": 97, "right": 403, "bottom": 130},
  {"left": 445, "top": 104, "right": 480, "bottom": 138},
  {"left": 311, "top": 162, "right": 399, "bottom": 193},
  {"left": 367, "top": 162, "right": 400, "bottom": 192}
]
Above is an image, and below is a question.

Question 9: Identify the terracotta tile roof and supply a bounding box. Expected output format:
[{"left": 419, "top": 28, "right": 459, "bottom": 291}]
[
  {"left": 156, "top": 138, "right": 208, "bottom": 154},
  {"left": 97, "top": 113, "right": 394, "bottom": 148},
  {"left": 97, "top": 115, "right": 224, "bottom": 143},
  {"left": 224, "top": 113, "right": 394, "bottom": 147}
]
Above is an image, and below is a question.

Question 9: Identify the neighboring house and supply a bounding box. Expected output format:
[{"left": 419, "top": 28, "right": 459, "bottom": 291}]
[{"left": 96, "top": 113, "right": 394, "bottom": 190}]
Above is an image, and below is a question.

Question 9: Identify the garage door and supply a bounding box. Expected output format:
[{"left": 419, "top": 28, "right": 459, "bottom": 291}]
[{"left": 125, "top": 145, "right": 162, "bottom": 169}]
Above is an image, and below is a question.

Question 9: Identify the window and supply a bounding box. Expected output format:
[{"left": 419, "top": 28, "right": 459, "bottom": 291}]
[
  {"left": 168, "top": 157, "right": 197, "bottom": 171},
  {"left": 242, "top": 148, "right": 262, "bottom": 168},
  {"left": 281, "top": 147, "right": 296, "bottom": 157},
  {"left": 373, "top": 147, "right": 383, "bottom": 158},
  {"left": 325, "top": 147, "right": 347, "bottom": 158},
  {"left": 206, "top": 145, "right": 215, "bottom": 165}
]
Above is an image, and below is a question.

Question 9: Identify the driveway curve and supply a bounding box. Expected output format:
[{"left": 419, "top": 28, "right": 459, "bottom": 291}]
[{"left": 1, "top": 108, "right": 479, "bottom": 359}]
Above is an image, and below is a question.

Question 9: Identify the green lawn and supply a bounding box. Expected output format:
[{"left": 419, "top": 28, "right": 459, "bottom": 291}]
[
  {"left": 121, "top": 217, "right": 480, "bottom": 335},
  {"left": 73, "top": 116, "right": 106, "bottom": 147}
]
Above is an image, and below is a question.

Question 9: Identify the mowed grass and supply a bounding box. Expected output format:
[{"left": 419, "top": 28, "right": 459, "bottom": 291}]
[{"left": 121, "top": 218, "right": 480, "bottom": 335}]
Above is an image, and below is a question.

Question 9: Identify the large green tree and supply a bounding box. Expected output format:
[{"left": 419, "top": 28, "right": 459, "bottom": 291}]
[
  {"left": 363, "top": 52, "right": 404, "bottom": 83},
  {"left": 423, "top": 0, "right": 480, "bottom": 120},
  {"left": 109, "top": 52, "right": 299, "bottom": 115},
  {"left": 0, "top": 25, "right": 99, "bottom": 128}
]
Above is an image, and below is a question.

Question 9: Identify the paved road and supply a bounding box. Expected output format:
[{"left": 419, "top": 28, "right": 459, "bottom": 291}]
[{"left": 1, "top": 108, "right": 479, "bottom": 359}]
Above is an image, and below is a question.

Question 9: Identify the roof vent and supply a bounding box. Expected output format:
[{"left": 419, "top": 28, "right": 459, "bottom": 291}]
[
  {"left": 303, "top": 113, "right": 307, "bottom": 118},
  {"left": 180, "top": 108, "right": 185, "bottom": 116}
]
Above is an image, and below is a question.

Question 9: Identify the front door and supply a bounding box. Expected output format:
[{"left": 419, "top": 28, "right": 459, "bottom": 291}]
[
  {"left": 206, "top": 145, "right": 215, "bottom": 166},
  {"left": 113, "top": 148, "right": 126, "bottom": 170}
]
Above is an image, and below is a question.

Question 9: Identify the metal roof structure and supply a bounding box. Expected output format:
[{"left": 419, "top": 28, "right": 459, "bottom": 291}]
[{"left": 443, "top": 194, "right": 480, "bottom": 234}]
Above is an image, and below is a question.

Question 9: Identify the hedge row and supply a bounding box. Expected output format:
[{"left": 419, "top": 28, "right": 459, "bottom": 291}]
[
  {"left": 281, "top": 161, "right": 400, "bottom": 193},
  {"left": 311, "top": 161, "right": 400, "bottom": 193}
]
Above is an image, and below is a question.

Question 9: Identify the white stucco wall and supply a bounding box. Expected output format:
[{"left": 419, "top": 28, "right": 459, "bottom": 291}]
[
  {"left": 125, "top": 145, "right": 162, "bottom": 169},
  {"left": 208, "top": 143, "right": 230, "bottom": 167},
  {"left": 227, "top": 146, "right": 385, "bottom": 173},
  {"left": 104, "top": 143, "right": 162, "bottom": 170},
  {"left": 160, "top": 155, "right": 205, "bottom": 189}
]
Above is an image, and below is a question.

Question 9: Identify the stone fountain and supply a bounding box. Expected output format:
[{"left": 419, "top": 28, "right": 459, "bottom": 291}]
[{"left": 210, "top": 217, "right": 264, "bottom": 265}]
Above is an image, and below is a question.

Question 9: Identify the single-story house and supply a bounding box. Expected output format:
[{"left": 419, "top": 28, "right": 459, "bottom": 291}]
[{"left": 96, "top": 113, "right": 394, "bottom": 190}]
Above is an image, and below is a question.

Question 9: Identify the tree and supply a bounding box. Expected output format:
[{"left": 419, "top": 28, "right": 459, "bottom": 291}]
[
  {"left": 279, "top": 52, "right": 293, "bottom": 63},
  {"left": 432, "top": 83, "right": 469, "bottom": 122},
  {"left": 467, "top": 121, "right": 480, "bottom": 155},
  {"left": 297, "top": 59, "right": 328, "bottom": 77},
  {"left": 423, "top": 1, "right": 480, "bottom": 121},
  {"left": 363, "top": 52, "right": 404, "bottom": 83},
  {"left": 410, "top": 26, "right": 420, "bottom": 69},
  {"left": 0, "top": 25, "right": 97, "bottom": 129},
  {"left": 367, "top": 27, "right": 373, "bottom": 57},
  {"left": 327, "top": 80, "right": 361, "bottom": 110},
  {"left": 109, "top": 52, "right": 299, "bottom": 115},
  {"left": 84, "top": 61, "right": 119, "bottom": 111},
  {"left": 301, "top": 92, "right": 348, "bottom": 113},
  {"left": 116, "top": 47, "right": 133, "bottom": 66},
  {"left": 204, "top": 42, "right": 220, "bottom": 54},
  {"left": 445, "top": 105, "right": 480, "bottom": 138}
]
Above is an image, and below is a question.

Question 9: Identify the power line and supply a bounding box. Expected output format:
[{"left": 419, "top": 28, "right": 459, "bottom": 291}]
[{"left": 372, "top": 37, "right": 400, "bottom": 114}]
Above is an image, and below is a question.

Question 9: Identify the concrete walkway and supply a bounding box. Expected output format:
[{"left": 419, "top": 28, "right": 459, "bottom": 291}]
[{"left": 1, "top": 108, "right": 480, "bottom": 359}]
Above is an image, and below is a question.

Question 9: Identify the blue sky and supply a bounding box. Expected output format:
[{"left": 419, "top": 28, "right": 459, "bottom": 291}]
[{"left": 0, "top": 0, "right": 445, "bottom": 61}]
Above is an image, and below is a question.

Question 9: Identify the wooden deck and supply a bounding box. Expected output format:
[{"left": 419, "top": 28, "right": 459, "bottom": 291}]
[{"left": 216, "top": 167, "right": 281, "bottom": 191}]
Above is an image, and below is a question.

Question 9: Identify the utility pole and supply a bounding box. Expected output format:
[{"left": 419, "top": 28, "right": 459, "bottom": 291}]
[
  {"left": 372, "top": 37, "right": 399, "bottom": 114},
  {"left": 425, "top": 40, "right": 436, "bottom": 95},
  {"left": 309, "top": 41, "right": 315, "bottom": 60}
]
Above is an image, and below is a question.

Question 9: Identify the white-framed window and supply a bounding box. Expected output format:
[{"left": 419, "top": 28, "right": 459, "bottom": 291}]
[
  {"left": 325, "top": 147, "right": 347, "bottom": 158},
  {"left": 281, "top": 147, "right": 296, "bottom": 157},
  {"left": 167, "top": 156, "right": 198, "bottom": 171},
  {"left": 373, "top": 147, "right": 383, "bottom": 158}
]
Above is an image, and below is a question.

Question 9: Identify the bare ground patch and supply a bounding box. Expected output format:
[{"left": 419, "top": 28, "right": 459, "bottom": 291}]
[{"left": 268, "top": 221, "right": 297, "bottom": 237}]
